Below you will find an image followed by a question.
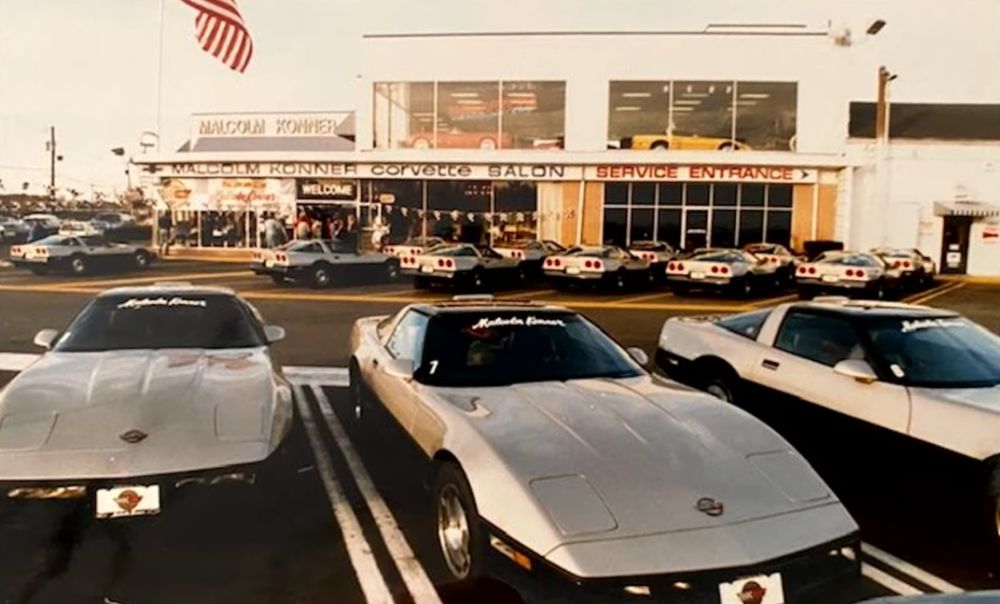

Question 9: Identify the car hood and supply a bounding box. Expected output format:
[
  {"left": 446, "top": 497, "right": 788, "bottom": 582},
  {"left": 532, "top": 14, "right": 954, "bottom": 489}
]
[
  {"left": 437, "top": 376, "right": 836, "bottom": 540},
  {"left": 911, "top": 384, "right": 1000, "bottom": 411},
  {"left": 0, "top": 348, "right": 279, "bottom": 480}
]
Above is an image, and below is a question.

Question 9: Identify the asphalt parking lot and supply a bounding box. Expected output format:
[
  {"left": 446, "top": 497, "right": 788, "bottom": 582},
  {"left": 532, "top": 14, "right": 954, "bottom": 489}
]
[{"left": 0, "top": 259, "right": 993, "bottom": 604}]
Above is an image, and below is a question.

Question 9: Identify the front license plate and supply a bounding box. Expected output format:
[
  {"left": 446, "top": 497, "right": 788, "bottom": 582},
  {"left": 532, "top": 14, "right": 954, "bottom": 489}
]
[
  {"left": 95, "top": 485, "right": 161, "bottom": 519},
  {"left": 690, "top": 271, "right": 706, "bottom": 280},
  {"left": 566, "top": 267, "right": 581, "bottom": 275},
  {"left": 421, "top": 265, "right": 434, "bottom": 273},
  {"left": 821, "top": 274, "right": 839, "bottom": 283},
  {"left": 718, "top": 573, "right": 785, "bottom": 604}
]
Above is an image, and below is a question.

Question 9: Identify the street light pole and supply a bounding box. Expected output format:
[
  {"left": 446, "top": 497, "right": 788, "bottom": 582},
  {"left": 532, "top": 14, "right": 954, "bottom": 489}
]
[
  {"left": 873, "top": 66, "right": 897, "bottom": 247},
  {"left": 48, "top": 126, "right": 56, "bottom": 201}
]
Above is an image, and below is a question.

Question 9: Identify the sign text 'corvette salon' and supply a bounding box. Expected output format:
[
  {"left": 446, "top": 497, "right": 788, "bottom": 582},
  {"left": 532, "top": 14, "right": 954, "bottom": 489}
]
[{"left": 158, "top": 162, "right": 584, "bottom": 180}]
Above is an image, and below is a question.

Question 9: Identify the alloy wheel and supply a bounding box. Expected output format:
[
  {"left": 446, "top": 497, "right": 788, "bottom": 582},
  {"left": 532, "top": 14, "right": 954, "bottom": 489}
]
[{"left": 437, "top": 484, "right": 472, "bottom": 579}]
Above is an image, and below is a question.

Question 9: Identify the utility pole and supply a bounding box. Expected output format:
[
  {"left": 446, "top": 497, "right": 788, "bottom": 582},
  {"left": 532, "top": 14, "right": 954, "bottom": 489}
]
[{"left": 48, "top": 126, "right": 56, "bottom": 200}]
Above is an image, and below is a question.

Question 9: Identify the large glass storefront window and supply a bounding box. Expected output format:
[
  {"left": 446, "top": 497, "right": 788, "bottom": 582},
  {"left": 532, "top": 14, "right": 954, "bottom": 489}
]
[
  {"left": 374, "top": 81, "right": 565, "bottom": 150},
  {"left": 373, "top": 82, "right": 434, "bottom": 150},
  {"left": 608, "top": 80, "right": 798, "bottom": 152},
  {"left": 361, "top": 180, "right": 424, "bottom": 244},
  {"left": 493, "top": 181, "right": 538, "bottom": 242},
  {"left": 735, "top": 82, "right": 798, "bottom": 150},
  {"left": 602, "top": 182, "right": 794, "bottom": 250}
]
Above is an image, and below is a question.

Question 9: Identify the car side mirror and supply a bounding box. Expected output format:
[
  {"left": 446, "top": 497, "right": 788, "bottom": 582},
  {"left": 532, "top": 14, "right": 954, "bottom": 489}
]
[
  {"left": 833, "top": 359, "right": 878, "bottom": 384},
  {"left": 382, "top": 357, "right": 415, "bottom": 379},
  {"left": 33, "top": 329, "right": 59, "bottom": 350},
  {"left": 626, "top": 347, "right": 649, "bottom": 367},
  {"left": 263, "top": 325, "right": 286, "bottom": 344}
]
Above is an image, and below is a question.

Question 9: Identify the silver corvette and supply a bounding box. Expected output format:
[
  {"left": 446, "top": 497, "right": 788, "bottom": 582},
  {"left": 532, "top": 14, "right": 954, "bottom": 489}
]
[
  {"left": 0, "top": 283, "right": 293, "bottom": 519},
  {"left": 349, "top": 297, "right": 859, "bottom": 601},
  {"left": 10, "top": 234, "right": 153, "bottom": 276}
]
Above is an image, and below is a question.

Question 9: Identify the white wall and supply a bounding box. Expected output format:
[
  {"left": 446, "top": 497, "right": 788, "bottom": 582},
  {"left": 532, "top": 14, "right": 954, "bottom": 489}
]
[{"left": 359, "top": 0, "right": 1000, "bottom": 153}]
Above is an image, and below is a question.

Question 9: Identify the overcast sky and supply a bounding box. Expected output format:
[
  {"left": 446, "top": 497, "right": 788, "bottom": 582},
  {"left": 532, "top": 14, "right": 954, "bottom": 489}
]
[{"left": 0, "top": 0, "right": 925, "bottom": 196}]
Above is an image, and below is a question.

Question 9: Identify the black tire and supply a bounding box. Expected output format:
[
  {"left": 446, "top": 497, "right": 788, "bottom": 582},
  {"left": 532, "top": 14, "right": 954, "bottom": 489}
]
[
  {"left": 650, "top": 141, "right": 669, "bottom": 150},
  {"left": 610, "top": 269, "right": 628, "bottom": 292},
  {"left": 133, "top": 250, "right": 151, "bottom": 270},
  {"left": 384, "top": 259, "right": 400, "bottom": 281},
  {"left": 310, "top": 263, "right": 333, "bottom": 289},
  {"left": 68, "top": 254, "right": 88, "bottom": 276},
  {"left": 348, "top": 359, "right": 371, "bottom": 426},
  {"left": 432, "top": 462, "right": 485, "bottom": 583},
  {"left": 698, "top": 362, "right": 741, "bottom": 404},
  {"left": 469, "top": 269, "right": 485, "bottom": 291},
  {"left": 732, "top": 277, "right": 753, "bottom": 299}
]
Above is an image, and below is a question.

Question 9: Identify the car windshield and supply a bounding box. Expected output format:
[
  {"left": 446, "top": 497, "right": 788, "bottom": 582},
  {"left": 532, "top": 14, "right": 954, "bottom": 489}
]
[
  {"left": 426, "top": 246, "right": 477, "bottom": 257},
  {"left": 31, "top": 235, "right": 71, "bottom": 246},
  {"left": 866, "top": 316, "right": 1000, "bottom": 387},
  {"left": 630, "top": 241, "right": 667, "bottom": 251},
  {"left": 820, "top": 253, "right": 879, "bottom": 267},
  {"left": 746, "top": 244, "right": 779, "bottom": 254},
  {"left": 564, "top": 247, "right": 604, "bottom": 256},
  {"left": 420, "top": 311, "right": 643, "bottom": 387},
  {"left": 55, "top": 294, "right": 265, "bottom": 352},
  {"left": 692, "top": 250, "right": 743, "bottom": 263}
]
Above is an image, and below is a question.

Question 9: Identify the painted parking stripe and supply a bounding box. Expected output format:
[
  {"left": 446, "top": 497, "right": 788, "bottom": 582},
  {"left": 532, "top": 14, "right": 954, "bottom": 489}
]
[
  {"left": 609, "top": 291, "right": 675, "bottom": 305},
  {"left": 861, "top": 562, "right": 924, "bottom": 596},
  {"left": 293, "top": 384, "right": 396, "bottom": 604},
  {"left": 863, "top": 543, "right": 963, "bottom": 594},
  {"left": 48, "top": 270, "right": 252, "bottom": 289},
  {"left": 311, "top": 384, "right": 443, "bottom": 604},
  {"left": 284, "top": 366, "right": 350, "bottom": 386},
  {"left": 498, "top": 289, "right": 555, "bottom": 300},
  {"left": 908, "top": 282, "right": 965, "bottom": 306}
]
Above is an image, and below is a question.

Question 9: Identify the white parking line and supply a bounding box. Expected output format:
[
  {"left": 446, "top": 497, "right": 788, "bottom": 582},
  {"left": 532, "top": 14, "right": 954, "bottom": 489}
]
[
  {"left": 311, "top": 384, "right": 443, "bottom": 604},
  {"left": 284, "top": 366, "right": 349, "bottom": 386},
  {"left": 861, "top": 563, "right": 924, "bottom": 596},
  {"left": 863, "top": 542, "right": 963, "bottom": 594},
  {"left": 0, "top": 352, "right": 40, "bottom": 371},
  {"left": 293, "top": 384, "right": 396, "bottom": 604}
]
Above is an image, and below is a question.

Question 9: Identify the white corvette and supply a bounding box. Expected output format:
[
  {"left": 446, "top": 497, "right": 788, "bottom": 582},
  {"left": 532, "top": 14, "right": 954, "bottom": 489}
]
[{"left": 656, "top": 297, "right": 1000, "bottom": 540}]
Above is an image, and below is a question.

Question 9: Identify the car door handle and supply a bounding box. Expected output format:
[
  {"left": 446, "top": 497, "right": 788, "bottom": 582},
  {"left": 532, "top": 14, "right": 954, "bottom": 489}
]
[{"left": 762, "top": 359, "right": 780, "bottom": 370}]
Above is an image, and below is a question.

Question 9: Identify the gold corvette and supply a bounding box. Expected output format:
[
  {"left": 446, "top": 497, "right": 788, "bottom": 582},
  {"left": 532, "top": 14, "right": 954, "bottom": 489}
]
[{"left": 620, "top": 134, "right": 752, "bottom": 151}]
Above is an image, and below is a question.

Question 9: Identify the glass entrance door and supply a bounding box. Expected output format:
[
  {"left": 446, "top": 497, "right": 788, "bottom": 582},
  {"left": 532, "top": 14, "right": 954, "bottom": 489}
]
[
  {"left": 940, "top": 216, "right": 972, "bottom": 274},
  {"left": 684, "top": 209, "right": 709, "bottom": 250}
]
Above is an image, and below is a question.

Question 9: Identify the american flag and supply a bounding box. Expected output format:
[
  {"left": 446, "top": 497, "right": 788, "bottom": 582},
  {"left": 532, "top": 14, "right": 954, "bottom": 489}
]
[{"left": 179, "top": 0, "right": 254, "bottom": 73}]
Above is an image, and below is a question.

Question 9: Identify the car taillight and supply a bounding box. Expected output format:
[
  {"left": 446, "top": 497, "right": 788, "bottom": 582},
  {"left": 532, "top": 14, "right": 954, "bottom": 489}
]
[
  {"left": 710, "top": 266, "right": 719, "bottom": 274},
  {"left": 846, "top": 269, "right": 855, "bottom": 277},
  {"left": 720, "top": 266, "right": 730, "bottom": 274},
  {"left": 677, "top": 262, "right": 685, "bottom": 271},
  {"left": 385, "top": 247, "right": 395, "bottom": 254},
  {"left": 856, "top": 269, "right": 866, "bottom": 278},
  {"left": 593, "top": 260, "right": 604, "bottom": 270},
  {"left": 667, "top": 262, "right": 676, "bottom": 270},
  {"left": 554, "top": 259, "right": 562, "bottom": 267},
  {"left": 437, "top": 259, "right": 445, "bottom": 267},
  {"left": 808, "top": 267, "right": 816, "bottom": 274},
  {"left": 37, "top": 248, "right": 48, "bottom": 257},
  {"left": 584, "top": 260, "right": 593, "bottom": 268},
  {"left": 771, "top": 257, "right": 779, "bottom": 264},
  {"left": 797, "top": 266, "right": 807, "bottom": 275},
  {"left": 903, "top": 261, "right": 911, "bottom": 269},
  {"left": 410, "top": 249, "right": 418, "bottom": 255}
]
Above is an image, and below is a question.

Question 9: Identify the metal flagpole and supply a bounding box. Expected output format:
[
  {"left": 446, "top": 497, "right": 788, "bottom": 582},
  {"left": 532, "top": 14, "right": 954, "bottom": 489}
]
[{"left": 156, "top": 0, "right": 166, "bottom": 152}]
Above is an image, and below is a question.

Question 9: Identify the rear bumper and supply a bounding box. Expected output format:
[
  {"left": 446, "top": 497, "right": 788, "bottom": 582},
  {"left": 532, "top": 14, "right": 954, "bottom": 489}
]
[
  {"left": 485, "top": 519, "right": 860, "bottom": 604},
  {"left": 796, "top": 278, "right": 874, "bottom": 291},
  {"left": 403, "top": 268, "right": 457, "bottom": 280},
  {"left": 544, "top": 270, "right": 605, "bottom": 281},
  {"left": 667, "top": 275, "right": 733, "bottom": 288}
]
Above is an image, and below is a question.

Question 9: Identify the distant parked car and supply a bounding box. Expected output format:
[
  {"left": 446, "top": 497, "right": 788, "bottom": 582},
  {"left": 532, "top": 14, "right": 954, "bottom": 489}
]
[
  {"left": 795, "top": 251, "right": 900, "bottom": 300},
  {"left": 628, "top": 240, "right": 675, "bottom": 280},
  {"left": 401, "top": 243, "right": 524, "bottom": 291},
  {"left": 617, "top": 132, "right": 751, "bottom": 151},
  {"left": 90, "top": 212, "right": 136, "bottom": 232},
  {"left": 10, "top": 234, "right": 153, "bottom": 275},
  {"left": 251, "top": 239, "right": 399, "bottom": 288},
  {"left": 21, "top": 213, "right": 61, "bottom": 233},
  {"left": 744, "top": 243, "right": 802, "bottom": 284},
  {"left": 0, "top": 215, "right": 27, "bottom": 241},
  {"left": 404, "top": 131, "right": 513, "bottom": 150},
  {"left": 59, "top": 220, "right": 102, "bottom": 237},
  {"left": 544, "top": 245, "right": 653, "bottom": 291},
  {"left": 872, "top": 247, "right": 934, "bottom": 289},
  {"left": 666, "top": 248, "right": 780, "bottom": 297},
  {"left": 493, "top": 239, "right": 565, "bottom": 276}
]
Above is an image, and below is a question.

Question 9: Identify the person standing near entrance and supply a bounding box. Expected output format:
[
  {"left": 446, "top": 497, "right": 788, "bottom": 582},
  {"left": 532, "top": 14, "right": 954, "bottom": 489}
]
[
  {"left": 295, "top": 211, "right": 311, "bottom": 240},
  {"left": 158, "top": 211, "right": 174, "bottom": 256},
  {"left": 263, "top": 213, "right": 284, "bottom": 249}
]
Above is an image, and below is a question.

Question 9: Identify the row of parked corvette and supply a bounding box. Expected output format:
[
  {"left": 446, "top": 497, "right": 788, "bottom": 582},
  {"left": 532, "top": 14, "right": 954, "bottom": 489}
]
[{"left": 251, "top": 235, "right": 938, "bottom": 299}]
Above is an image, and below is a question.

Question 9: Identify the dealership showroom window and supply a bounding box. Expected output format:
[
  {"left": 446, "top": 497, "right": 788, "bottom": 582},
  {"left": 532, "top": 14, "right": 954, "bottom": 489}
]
[
  {"left": 608, "top": 80, "right": 797, "bottom": 151},
  {"left": 373, "top": 81, "right": 566, "bottom": 150}
]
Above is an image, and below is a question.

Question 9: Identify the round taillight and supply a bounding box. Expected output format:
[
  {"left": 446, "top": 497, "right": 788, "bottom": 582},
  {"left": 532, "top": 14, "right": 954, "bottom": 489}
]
[
  {"left": 411, "top": 249, "right": 418, "bottom": 255},
  {"left": 594, "top": 261, "right": 603, "bottom": 270},
  {"left": 856, "top": 269, "right": 866, "bottom": 278},
  {"left": 437, "top": 259, "right": 445, "bottom": 267},
  {"left": 797, "top": 266, "right": 806, "bottom": 275},
  {"left": 771, "top": 257, "right": 779, "bottom": 264},
  {"left": 555, "top": 259, "right": 562, "bottom": 267},
  {"left": 677, "top": 263, "right": 685, "bottom": 271},
  {"left": 720, "top": 266, "right": 730, "bottom": 274},
  {"left": 544, "top": 258, "right": 551, "bottom": 267},
  {"left": 668, "top": 262, "right": 676, "bottom": 270},
  {"left": 903, "top": 261, "right": 911, "bottom": 269},
  {"left": 846, "top": 269, "right": 855, "bottom": 277},
  {"left": 584, "top": 260, "right": 593, "bottom": 268},
  {"left": 710, "top": 266, "right": 719, "bottom": 274},
  {"left": 808, "top": 267, "right": 816, "bottom": 275}
]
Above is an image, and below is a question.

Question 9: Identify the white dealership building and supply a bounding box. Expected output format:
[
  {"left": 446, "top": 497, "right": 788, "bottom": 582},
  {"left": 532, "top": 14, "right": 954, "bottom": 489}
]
[{"left": 139, "top": 0, "right": 1000, "bottom": 275}]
